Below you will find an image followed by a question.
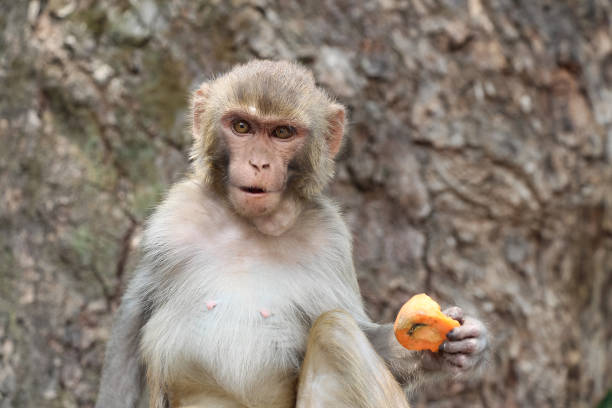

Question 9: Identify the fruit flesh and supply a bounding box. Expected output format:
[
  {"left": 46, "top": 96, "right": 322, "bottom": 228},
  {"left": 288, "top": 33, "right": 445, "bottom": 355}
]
[{"left": 393, "top": 293, "right": 460, "bottom": 352}]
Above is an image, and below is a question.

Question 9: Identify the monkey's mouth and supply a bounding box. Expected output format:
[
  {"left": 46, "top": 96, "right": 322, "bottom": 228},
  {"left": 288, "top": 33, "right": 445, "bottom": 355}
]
[{"left": 239, "top": 186, "right": 267, "bottom": 195}]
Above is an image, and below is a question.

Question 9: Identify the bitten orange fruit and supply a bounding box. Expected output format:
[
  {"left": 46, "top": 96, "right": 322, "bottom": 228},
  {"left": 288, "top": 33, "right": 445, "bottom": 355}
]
[{"left": 393, "top": 293, "right": 460, "bottom": 352}]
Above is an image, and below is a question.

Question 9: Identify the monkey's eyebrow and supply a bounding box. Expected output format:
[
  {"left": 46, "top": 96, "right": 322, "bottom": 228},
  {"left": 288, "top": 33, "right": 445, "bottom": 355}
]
[{"left": 221, "top": 110, "right": 306, "bottom": 129}]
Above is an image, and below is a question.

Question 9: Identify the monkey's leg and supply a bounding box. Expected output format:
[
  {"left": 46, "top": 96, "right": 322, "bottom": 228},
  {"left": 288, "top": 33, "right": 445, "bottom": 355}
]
[
  {"left": 296, "top": 310, "right": 410, "bottom": 408},
  {"left": 146, "top": 370, "right": 169, "bottom": 408}
]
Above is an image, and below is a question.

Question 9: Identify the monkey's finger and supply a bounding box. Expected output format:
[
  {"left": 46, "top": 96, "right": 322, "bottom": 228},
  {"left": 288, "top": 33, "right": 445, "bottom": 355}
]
[
  {"left": 440, "top": 338, "right": 484, "bottom": 355},
  {"left": 446, "top": 318, "right": 484, "bottom": 340},
  {"left": 442, "top": 306, "right": 464, "bottom": 324},
  {"left": 443, "top": 353, "right": 472, "bottom": 369},
  {"left": 420, "top": 350, "right": 444, "bottom": 371}
]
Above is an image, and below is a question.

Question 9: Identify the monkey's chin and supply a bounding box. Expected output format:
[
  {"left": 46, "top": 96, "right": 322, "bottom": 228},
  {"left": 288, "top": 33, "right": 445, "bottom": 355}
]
[{"left": 228, "top": 186, "right": 283, "bottom": 219}]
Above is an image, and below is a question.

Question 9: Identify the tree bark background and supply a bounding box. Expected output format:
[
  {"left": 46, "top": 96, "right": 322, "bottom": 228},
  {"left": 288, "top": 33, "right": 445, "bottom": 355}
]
[{"left": 1, "top": 0, "right": 611, "bottom": 407}]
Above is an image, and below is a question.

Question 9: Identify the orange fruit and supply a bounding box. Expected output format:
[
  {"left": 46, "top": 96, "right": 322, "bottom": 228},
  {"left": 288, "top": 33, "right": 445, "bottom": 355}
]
[{"left": 393, "top": 293, "right": 460, "bottom": 352}]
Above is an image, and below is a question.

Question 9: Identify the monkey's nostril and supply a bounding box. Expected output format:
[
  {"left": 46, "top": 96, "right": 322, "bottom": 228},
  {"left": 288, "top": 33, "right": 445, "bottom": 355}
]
[{"left": 249, "top": 160, "right": 270, "bottom": 170}]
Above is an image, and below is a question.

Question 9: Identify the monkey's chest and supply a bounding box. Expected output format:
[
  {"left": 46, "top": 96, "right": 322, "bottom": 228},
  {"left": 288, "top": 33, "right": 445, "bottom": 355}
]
[{"left": 141, "top": 267, "right": 321, "bottom": 407}]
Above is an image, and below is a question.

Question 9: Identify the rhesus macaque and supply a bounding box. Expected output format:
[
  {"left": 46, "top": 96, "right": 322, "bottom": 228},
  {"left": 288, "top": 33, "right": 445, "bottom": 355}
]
[{"left": 96, "top": 60, "right": 488, "bottom": 408}]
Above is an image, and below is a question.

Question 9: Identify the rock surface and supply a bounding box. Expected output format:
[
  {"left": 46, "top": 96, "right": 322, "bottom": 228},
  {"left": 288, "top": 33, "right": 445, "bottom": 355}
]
[{"left": 1, "top": 1, "right": 611, "bottom": 407}]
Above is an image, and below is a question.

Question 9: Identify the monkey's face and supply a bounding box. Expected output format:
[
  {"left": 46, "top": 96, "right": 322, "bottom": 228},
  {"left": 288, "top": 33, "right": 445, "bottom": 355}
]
[
  {"left": 220, "top": 111, "right": 308, "bottom": 218},
  {"left": 190, "top": 61, "right": 347, "bottom": 225}
]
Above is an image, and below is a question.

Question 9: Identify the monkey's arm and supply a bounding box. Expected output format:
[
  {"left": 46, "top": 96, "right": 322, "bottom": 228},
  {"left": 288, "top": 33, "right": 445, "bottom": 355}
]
[
  {"left": 361, "top": 322, "right": 436, "bottom": 395},
  {"left": 95, "top": 272, "right": 151, "bottom": 408},
  {"left": 362, "top": 307, "right": 488, "bottom": 394}
]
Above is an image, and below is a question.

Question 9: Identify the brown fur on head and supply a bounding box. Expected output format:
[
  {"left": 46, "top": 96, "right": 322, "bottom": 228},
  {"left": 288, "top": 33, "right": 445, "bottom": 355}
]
[{"left": 190, "top": 60, "right": 346, "bottom": 201}]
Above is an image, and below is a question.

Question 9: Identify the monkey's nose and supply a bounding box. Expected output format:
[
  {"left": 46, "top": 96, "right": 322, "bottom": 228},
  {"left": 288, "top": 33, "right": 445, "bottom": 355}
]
[{"left": 249, "top": 160, "right": 270, "bottom": 171}]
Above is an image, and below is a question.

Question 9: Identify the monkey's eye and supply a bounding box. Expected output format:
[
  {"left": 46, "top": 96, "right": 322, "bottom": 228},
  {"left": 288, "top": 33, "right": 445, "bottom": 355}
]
[
  {"left": 272, "top": 126, "right": 294, "bottom": 139},
  {"left": 232, "top": 120, "right": 251, "bottom": 134}
]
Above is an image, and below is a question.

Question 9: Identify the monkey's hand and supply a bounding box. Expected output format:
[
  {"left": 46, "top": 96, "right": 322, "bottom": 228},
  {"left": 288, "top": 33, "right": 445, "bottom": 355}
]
[{"left": 421, "top": 307, "right": 488, "bottom": 375}]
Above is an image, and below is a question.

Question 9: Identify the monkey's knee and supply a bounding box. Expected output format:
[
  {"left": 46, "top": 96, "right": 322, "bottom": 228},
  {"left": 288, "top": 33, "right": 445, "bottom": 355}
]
[
  {"left": 297, "top": 310, "right": 409, "bottom": 408},
  {"left": 305, "top": 310, "right": 391, "bottom": 378},
  {"left": 309, "top": 310, "right": 364, "bottom": 348}
]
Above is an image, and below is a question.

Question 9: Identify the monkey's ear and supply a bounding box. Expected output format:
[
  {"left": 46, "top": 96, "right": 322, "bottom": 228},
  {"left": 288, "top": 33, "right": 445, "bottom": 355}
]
[
  {"left": 191, "top": 84, "right": 211, "bottom": 139},
  {"left": 326, "top": 103, "right": 346, "bottom": 158}
]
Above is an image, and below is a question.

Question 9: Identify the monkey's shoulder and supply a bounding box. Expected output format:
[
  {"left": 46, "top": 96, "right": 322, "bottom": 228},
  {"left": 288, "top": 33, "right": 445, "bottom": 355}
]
[
  {"left": 148, "top": 178, "right": 229, "bottom": 229},
  {"left": 142, "top": 179, "right": 238, "bottom": 250}
]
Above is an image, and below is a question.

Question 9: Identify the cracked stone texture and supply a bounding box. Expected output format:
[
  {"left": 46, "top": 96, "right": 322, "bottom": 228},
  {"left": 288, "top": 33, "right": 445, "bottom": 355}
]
[{"left": 1, "top": 1, "right": 611, "bottom": 407}]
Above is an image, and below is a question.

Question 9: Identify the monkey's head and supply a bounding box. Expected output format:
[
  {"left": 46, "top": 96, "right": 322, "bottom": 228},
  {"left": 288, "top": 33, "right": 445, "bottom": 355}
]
[{"left": 190, "top": 60, "right": 345, "bottom": 224}]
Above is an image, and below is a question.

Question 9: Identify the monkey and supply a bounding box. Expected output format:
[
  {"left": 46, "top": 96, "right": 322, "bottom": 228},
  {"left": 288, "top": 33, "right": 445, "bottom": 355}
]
[{"left": 95, "top": 60, "right": 488, "bottom": 408}]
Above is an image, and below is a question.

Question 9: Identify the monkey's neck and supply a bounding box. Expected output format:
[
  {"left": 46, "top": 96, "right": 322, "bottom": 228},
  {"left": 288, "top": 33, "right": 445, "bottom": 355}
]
[{"left": 252, "top": 196, "right": 303, "bottom": 237}]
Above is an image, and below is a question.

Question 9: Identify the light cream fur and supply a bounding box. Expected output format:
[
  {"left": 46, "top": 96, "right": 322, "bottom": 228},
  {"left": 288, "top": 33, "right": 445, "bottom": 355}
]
[{"left": 139, "top": 180, "right": 368, "bottom": 407}]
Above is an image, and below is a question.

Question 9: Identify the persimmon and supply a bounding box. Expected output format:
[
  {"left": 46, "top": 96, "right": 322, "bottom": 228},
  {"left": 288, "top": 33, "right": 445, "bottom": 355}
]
[{"left": 393, "top": 293, "right": 460, "bottom": 352}]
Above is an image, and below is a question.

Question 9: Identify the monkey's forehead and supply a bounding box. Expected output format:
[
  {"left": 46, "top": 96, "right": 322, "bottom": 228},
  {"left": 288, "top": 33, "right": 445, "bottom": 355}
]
[
  {"left": 209, "top": 61, "right": 332, "bottom": 125},
  {"left": 219, "top": 60, "right": 317, "bottom": 86}
]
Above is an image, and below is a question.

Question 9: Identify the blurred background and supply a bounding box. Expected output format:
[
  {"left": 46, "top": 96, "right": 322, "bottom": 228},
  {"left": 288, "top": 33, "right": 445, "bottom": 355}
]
[{"left": 1, "top": 0, "right": 611, "bottom": 407}]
